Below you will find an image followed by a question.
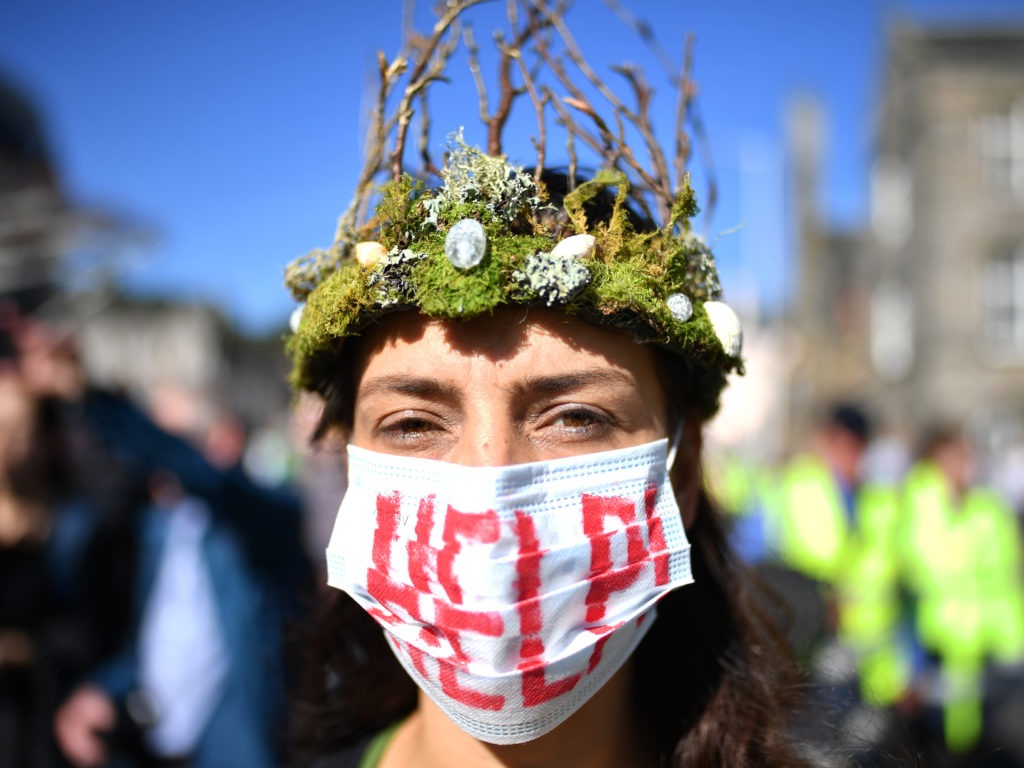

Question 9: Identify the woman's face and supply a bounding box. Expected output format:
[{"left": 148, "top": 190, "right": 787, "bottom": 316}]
[{"left": 350, "top": 307, "right": 670, "bottom": 465}]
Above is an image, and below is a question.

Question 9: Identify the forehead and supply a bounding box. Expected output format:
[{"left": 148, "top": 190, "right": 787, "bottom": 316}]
[{"left": 353, "top": 307, "right": 662, "bottom": 383}]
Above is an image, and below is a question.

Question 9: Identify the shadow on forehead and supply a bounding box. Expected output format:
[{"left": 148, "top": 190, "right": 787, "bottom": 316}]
[
  {"left": 443, "top": 311, "right": 664, "bottom": 384},
  {"left": 440, "top": 307, "right": 640, "bottom": 365},
  {"left": 360, "top": 305, "right": 640, "bottom": 366}
]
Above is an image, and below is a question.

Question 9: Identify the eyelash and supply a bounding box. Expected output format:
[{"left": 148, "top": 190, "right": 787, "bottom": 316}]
[
  {"left": 379, "top": 412, "right": 439, "bottom": 441},
  {"left": 546, "top": 405, "right": 613, "bottom": 435}
]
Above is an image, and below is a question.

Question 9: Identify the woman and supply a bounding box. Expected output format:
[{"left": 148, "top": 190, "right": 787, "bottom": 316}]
[
  {"left": 286, "top": 6, "right": 809, "bottom": 765},
  {"left": 287, "top": 155, "right": 812, "bottom": 767}
]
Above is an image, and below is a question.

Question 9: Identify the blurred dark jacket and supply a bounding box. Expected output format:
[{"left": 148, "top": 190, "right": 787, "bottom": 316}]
[{"left": 78, "top": 388, "right": 313, "bottom": 766}]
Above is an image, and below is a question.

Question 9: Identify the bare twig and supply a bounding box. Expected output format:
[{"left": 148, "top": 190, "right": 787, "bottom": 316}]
[
  {"left": 417, "top": 92, "right": 440, "bottom": 177},
  {"left": 335, "top": 0, "right": 706, "bottom": 242},
  {"left": 336, "top": 51, "right": 408, "bottom": 243},
  {"left": 531, "top": 28, "right": 618, "bottom": 170},
  {"left": 485, "top": 3, "right": 537, "bottom": 156},
  {"left": 690, "top": 99, "right": 718, "bottom": 228},
  {"left": 611, "top": 64, "right": 673, "bottom": 214},
  {"left": 532, "top": 0, "right": 673, "bottom": 221},
  {"left": 489, "top": 33, "right": 521, "bottom": 155},
  {"left": 533, "top": 0, "right": 625, "bottom": 116},
  {"left": 388, "top": 0, "right": 491, "bottom": 180},
  {"left": 555, "top": 96, "right": 616, "bottom": 167},
  {"left": 400, "top": 0, "right": 416, "bottom": 57},
  {"left": 513, "top": 50, "right": 547, "bottom": 178},
  {"left": 673, "top": 34, "right": 696, "bottom": 194},
  {"left": 544, "top": 88, "right": 578, "bottom": 189},
  {"left": 602, "top": 0, "right": 675, "bottom": 75},
  {"left": 528, "top": 9, "right": 612, "bottom": 156},
  {"left": 463, "top": 25, "right": 491, "bottom": 126},
  {"left": 604, "top": 0, "right": 698, "bottom": 201}
]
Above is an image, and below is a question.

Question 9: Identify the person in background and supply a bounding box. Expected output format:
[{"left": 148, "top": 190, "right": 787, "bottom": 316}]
[
  {"left": 21, "top": 319, "right": 316, "bottom": 768},
  {"left": 767, "top": 403, "right": 910, "bottom": 757},
  {"left": 0, "top": 316, "right": 139, "bottom": 768},
  {"left": 772, "top": 404, "right": 874, "bottom": 587},
  {"left": 900, "top": 425, "right": 1024, "bottom": 763}
]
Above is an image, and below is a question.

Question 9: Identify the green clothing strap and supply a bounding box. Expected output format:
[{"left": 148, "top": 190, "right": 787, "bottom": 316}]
[{"left": 356, "top": 722, "right": 403, "bottom": 768}]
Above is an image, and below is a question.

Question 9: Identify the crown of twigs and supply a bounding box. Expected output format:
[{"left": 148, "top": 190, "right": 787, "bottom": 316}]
[
  {"left": 333, "top": 0, "right": 712, "bottom": 241},
  {"left": 285, "top": 0, "right": 742, "bottom": 416}
]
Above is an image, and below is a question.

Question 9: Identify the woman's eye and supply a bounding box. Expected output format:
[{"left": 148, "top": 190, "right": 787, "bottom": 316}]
[
  {"left": 549, "top": 407, "right": 610, "bottom": 432},
  {"left": 380, "top": 413, "right": 438, "bottom": 439}
]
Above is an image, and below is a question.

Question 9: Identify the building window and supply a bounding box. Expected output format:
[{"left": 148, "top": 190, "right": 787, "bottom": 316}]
[
  {"left": 975, "top": 102, "right": 1024, "bottom": 200},
  {"left": 871, "top": 281, "right": 914, "bottom": 381},
  {"left": 870, "top": 158, "right": 912, "bottom": 249},
  {"left": 980, "top": 244, "right": 1024, "bottom": 359}
]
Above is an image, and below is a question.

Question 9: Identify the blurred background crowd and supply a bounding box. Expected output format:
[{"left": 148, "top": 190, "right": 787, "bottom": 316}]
[
  {"left": 0, "top": 68, "right": 333, "bottom": 767},
  {"left": 3, "top": 2, "right": 1024, "bottom": 767}
]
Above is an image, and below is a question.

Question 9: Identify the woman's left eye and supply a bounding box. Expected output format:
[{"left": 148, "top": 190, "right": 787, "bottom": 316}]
[
  {"left": 393, "top": 417, "right": 430, "bottom": 434},
  {"left": 547, "top": 406, "right": 612, "bottom": 433}
]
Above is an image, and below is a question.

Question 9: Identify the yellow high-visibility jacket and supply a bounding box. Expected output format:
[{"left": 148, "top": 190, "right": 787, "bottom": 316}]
[
  {"left": 774, "top": 455, "right": 910, "bottom": 704},
  {"left": 900, "top": 461, "right": 1024, "bottom": 750},
  {"left": 902, "top": 462, "right": 1024, "bottom": 666}
]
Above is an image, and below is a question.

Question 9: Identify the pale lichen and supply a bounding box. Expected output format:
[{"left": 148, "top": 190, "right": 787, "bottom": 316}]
[
  {"left": 284, "top": 246, "right": 346, "bottom": 301},
  {"left": 366, "top": 249, "right": 427, "bottom": 308},
  {"left": 512, "top": 252, "right": 592, "bottom": 306},
  {"left": 423, "top": 130, "right": 544, "bottom": 229}
]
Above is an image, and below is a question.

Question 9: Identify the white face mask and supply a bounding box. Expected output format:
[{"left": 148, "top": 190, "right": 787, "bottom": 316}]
[{"left": 325, "top": 438, "right": 693, "bottom": 745}]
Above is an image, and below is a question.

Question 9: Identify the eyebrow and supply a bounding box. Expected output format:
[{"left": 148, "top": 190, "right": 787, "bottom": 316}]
[
  {"left": 514, "top": 368, "right": 636, "bottom": 397},
  {"left": 357, "top": 375, "right": 462, "bottom": 403}
]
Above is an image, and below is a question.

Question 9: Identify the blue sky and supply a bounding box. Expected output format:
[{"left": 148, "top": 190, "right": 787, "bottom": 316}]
[{"left": 2, "top": 0, "right": 1022, "bottom": 334}]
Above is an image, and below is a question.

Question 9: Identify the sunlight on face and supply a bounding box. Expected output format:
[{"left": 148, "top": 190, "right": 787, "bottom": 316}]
[{"left": 350, "top": 308, "right": 669, "bottom": 466}]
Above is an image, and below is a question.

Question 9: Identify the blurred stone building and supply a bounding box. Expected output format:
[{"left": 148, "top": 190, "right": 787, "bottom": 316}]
[
  {"left": 77, "top": 298, "right": 290, "bottom": 427},
  {"left": 790, "top": 23, "right": 1024, "bottom": 478},
  {"left": 788, "top": 94, "right": 872, "bottom": 443}
]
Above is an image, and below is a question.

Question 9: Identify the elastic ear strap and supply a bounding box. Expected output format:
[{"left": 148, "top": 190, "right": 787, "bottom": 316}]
[{"left": 666, "top": 419, "right": 685, "bottom": 472}]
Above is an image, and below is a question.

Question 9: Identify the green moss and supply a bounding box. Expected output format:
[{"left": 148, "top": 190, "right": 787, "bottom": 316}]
[
  {"left": 562, "top": 170, "right": 636, "bottom": 263},
  {"left": 431, "top": 200, "right": 498, "bottom": 231},
  {"left": 299, "top": 261, "right": 371, "bottom": 341},
  {"left": 585, "top": 260, "right": 660, "bottom": 326},
  {"left": 411, "top": 250, "right": 506, "bottom": 318},
  {"left": 563, "top": 170, "right": 626, "bottom": 241},
  {"left": 663, "top": 240, "right": 695, "bottom": 291},
  {"left": 488, "top": 233, "right": 552, "bottom": 260},
  {"left": 377, "top": 175, "right": 425, "bottom": 250},
  {"left": 661, "top": 234, "right": 722, "bottom": 302},
  {"left": 669, "top": 176, "right": 699, "bottom": 231}
]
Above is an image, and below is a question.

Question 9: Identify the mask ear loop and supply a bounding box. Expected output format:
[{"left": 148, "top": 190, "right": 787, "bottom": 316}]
[{"left": 666, "top": 419, "right": 685, "bottom": 472}]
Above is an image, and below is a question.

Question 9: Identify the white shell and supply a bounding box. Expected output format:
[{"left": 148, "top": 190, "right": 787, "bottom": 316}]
[
  {"left": 353, "top": 241, "right": 386, "bottom": 267},
  {"left": 550, "top": 233, "right": 596, "bottom": 260},
  {"left": 703, "top": 300, "right": 743, "bottom": 357},
  {"left": 289, "top": 304, "right": 304, "bottom": 333},
  {"left": 666, "top": 293, "right": 692, "bottom": 322},
  {"left": 444, "top": 219, "right": 487, "bottom": 269}
]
